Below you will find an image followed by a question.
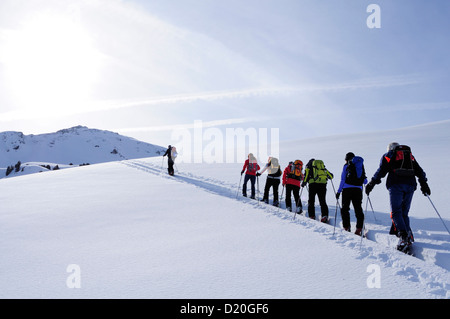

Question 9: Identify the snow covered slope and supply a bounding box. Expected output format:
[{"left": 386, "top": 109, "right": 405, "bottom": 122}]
[
  {"left": 0, "top": 121, "right": 449, "bottom": 299},
  {"left": 181, "top": 119, "right": 450, "bottom": 272},
  {"left": 0, "top": 126, "right": 165, "bottom": 178}
]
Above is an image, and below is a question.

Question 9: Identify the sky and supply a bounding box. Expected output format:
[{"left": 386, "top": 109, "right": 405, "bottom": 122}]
[{"left": 0, "top": 0, "right": 449, "bottom": 147}]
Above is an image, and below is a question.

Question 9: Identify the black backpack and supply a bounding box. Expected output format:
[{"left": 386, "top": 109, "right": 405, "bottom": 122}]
[
  {"left": 387, "top": 145, "right": 415, "bottom": 177},
  {"left": 345, "top": 156, "right": 366, "bottom": 186}
]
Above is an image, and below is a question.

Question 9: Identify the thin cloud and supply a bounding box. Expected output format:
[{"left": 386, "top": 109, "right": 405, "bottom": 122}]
[
  {"left": 0, "top": 74, "right": 423, "bottom": 122},
  {"left": 80, "top": 74, "right": 425, "bottom": 111},
  {"left": 117, "top": 117, "right": 268, "bottom": 133}
]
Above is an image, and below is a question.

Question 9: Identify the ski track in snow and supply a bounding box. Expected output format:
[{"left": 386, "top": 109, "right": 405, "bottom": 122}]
[{"left": 121, "top": 158, "right": 450, "bottom": 298}]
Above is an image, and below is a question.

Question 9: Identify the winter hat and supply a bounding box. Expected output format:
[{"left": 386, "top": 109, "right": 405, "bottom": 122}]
[
  {"left": 387, "top": 142, "right": 399, "bottom": 152},
  {"left": 345, "top": 152, "right": 355, "bottom": 161}
]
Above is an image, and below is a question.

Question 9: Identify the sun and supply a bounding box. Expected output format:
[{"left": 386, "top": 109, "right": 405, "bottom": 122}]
[{"left": 2, "top": 12, "right": 102, "bottom": 116}]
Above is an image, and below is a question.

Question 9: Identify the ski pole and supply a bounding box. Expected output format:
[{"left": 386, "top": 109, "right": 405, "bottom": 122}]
[
  {"left": 293, "top": 187, "right": 304, "bottom": 221},
  {"left": 299, "top": 186, "right": 304, "bottom": 203},
  {"left": 330, "top": 179, "right": 339, "bottom": 205},
  {"left": 278, "top": 185, "right": 285, "bottom": 211},
  {"left": 359, "top": 217, "right": 366, "bottom": 251},
  {"left": 366, "top": 196, "right": 378, "bottom": 222},
  {"left": 304, "top": 184, "right": 311, "bottom": 218},
  {"left": 298, "top": 185, "right": 304, "bottom": 211},
  {"left": 330, "top": 179, "right": 340, "bottom": 209},
  {"left": 236, "top": 174, "right": 243, "bottom": 199},
  {"left": 333, "top": 200, "right": 339, "bottom": 235},
  {"left": 292, "top": 196, "right": 299, "bottom": 221},
  {"left": 256, "top": 175, "right": 260, "bottom": 205},
  {"left": 357, "top": 197, "right": 369, "bottom": 249},
  {"left": 292, "top": 189, "right": 297, "bottom": 221},
  {"left": 330, "top": 179, "right": 341, "bottom": 234},
  {"left": 426, "top": 195, "right": 450, "bottom": 235}
]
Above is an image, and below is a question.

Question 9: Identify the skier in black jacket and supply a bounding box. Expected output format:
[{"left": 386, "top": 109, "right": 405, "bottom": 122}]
[
  {"left": 163, "top": 145, "right": 175, "bottom": 176},
  {"left": 365, "top": 142, "right": 430, "bottom": 253}
]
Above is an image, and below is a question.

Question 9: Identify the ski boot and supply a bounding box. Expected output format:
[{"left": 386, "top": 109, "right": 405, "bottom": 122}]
[{"left": 396, "top": 231, "right": 412, "bottom": 254}]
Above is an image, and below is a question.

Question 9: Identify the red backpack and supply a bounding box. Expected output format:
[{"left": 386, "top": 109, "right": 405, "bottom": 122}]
[{"left": 385, "top": 145, "right": 415, "bottom": 177}]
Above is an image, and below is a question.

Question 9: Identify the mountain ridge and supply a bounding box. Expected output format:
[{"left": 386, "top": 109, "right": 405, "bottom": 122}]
[{"left": 0, "top": 125, "right": 165, "bottom": 177}]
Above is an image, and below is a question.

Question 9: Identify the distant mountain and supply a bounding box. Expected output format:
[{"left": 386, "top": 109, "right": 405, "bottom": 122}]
[{"left": 0, "top": 125, "right": 165, "bottom": 177}]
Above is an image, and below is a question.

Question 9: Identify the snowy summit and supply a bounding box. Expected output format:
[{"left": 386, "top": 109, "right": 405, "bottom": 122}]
[{"left": 0, "top": 125, "right": 165, "bottom": 178}]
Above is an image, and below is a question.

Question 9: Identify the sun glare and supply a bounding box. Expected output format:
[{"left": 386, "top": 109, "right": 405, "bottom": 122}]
[{"left": 2, "top": 12, "right": 102, "bottom": 116}]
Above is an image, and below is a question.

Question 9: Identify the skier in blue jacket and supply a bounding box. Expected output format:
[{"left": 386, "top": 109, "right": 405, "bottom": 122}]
[
  {"left": 336, "top": 152, "right": 367, "bottom": 235},
  {"left": 365, "top": 142, "right": 430, "bottom": 253}
]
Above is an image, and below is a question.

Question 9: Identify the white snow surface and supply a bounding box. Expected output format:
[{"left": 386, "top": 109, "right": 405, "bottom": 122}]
[{"left": 1, "top": 121, "right": 449, "bottom": 299}]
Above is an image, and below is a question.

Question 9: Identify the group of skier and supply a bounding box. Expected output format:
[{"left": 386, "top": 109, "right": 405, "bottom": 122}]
[
  {"left": 163, "top": 143, "right": 431, "bottom": 253},
  {"left": 239, "top": 142, "right": 431, "bottom": 254},
  {"left": 240, "top": 154, "right": 335, "bottom": 224}
]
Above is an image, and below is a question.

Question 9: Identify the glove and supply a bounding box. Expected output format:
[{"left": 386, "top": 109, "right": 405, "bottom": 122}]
[
  {"left": 420, "top": 182, "right": 431, "bottom": 196},
  {"left": 336, "top": 192, "right": 340, "bottom": 200},
  {"left": 365, "top": 182, "right": 375, "bottom": 195},
  {"left": 301, "top": 181, "right": 307, "bottom": 188},
  {"left": 256, "top": 172, "right": 261, "bottom": 177},
  {"left": 241, "top": 170, "right": 244, "bottom": 176}
]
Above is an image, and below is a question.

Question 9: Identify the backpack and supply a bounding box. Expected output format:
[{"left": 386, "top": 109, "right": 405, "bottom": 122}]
[
  {"left": 386, "top": 145, "right": 415, "bottom": 177},
  {"left": 345, "top": 156, "right": 366, "bottom": 186},
  {"left": 247, "top": 154, "right": 258, "bottom": 174},
  {"left": 312, "top": 159, "right": 329, "bottom": 183},
  {"left": 247, "top": 162, "right": 258, "bottom": 174},
  {"left": 288, "top": 160, "right": 303, "bottom": 180},
  {"left": 268, "top": 157, "right": 280, "bottom": 175},
  {"left": 171, "top": 146, "right": 178, "bottom": 160}
]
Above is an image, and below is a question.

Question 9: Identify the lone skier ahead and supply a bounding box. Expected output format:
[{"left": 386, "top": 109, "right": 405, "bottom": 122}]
[{"left": 163, "top": 145, "right": 177, "bottom": 176}]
